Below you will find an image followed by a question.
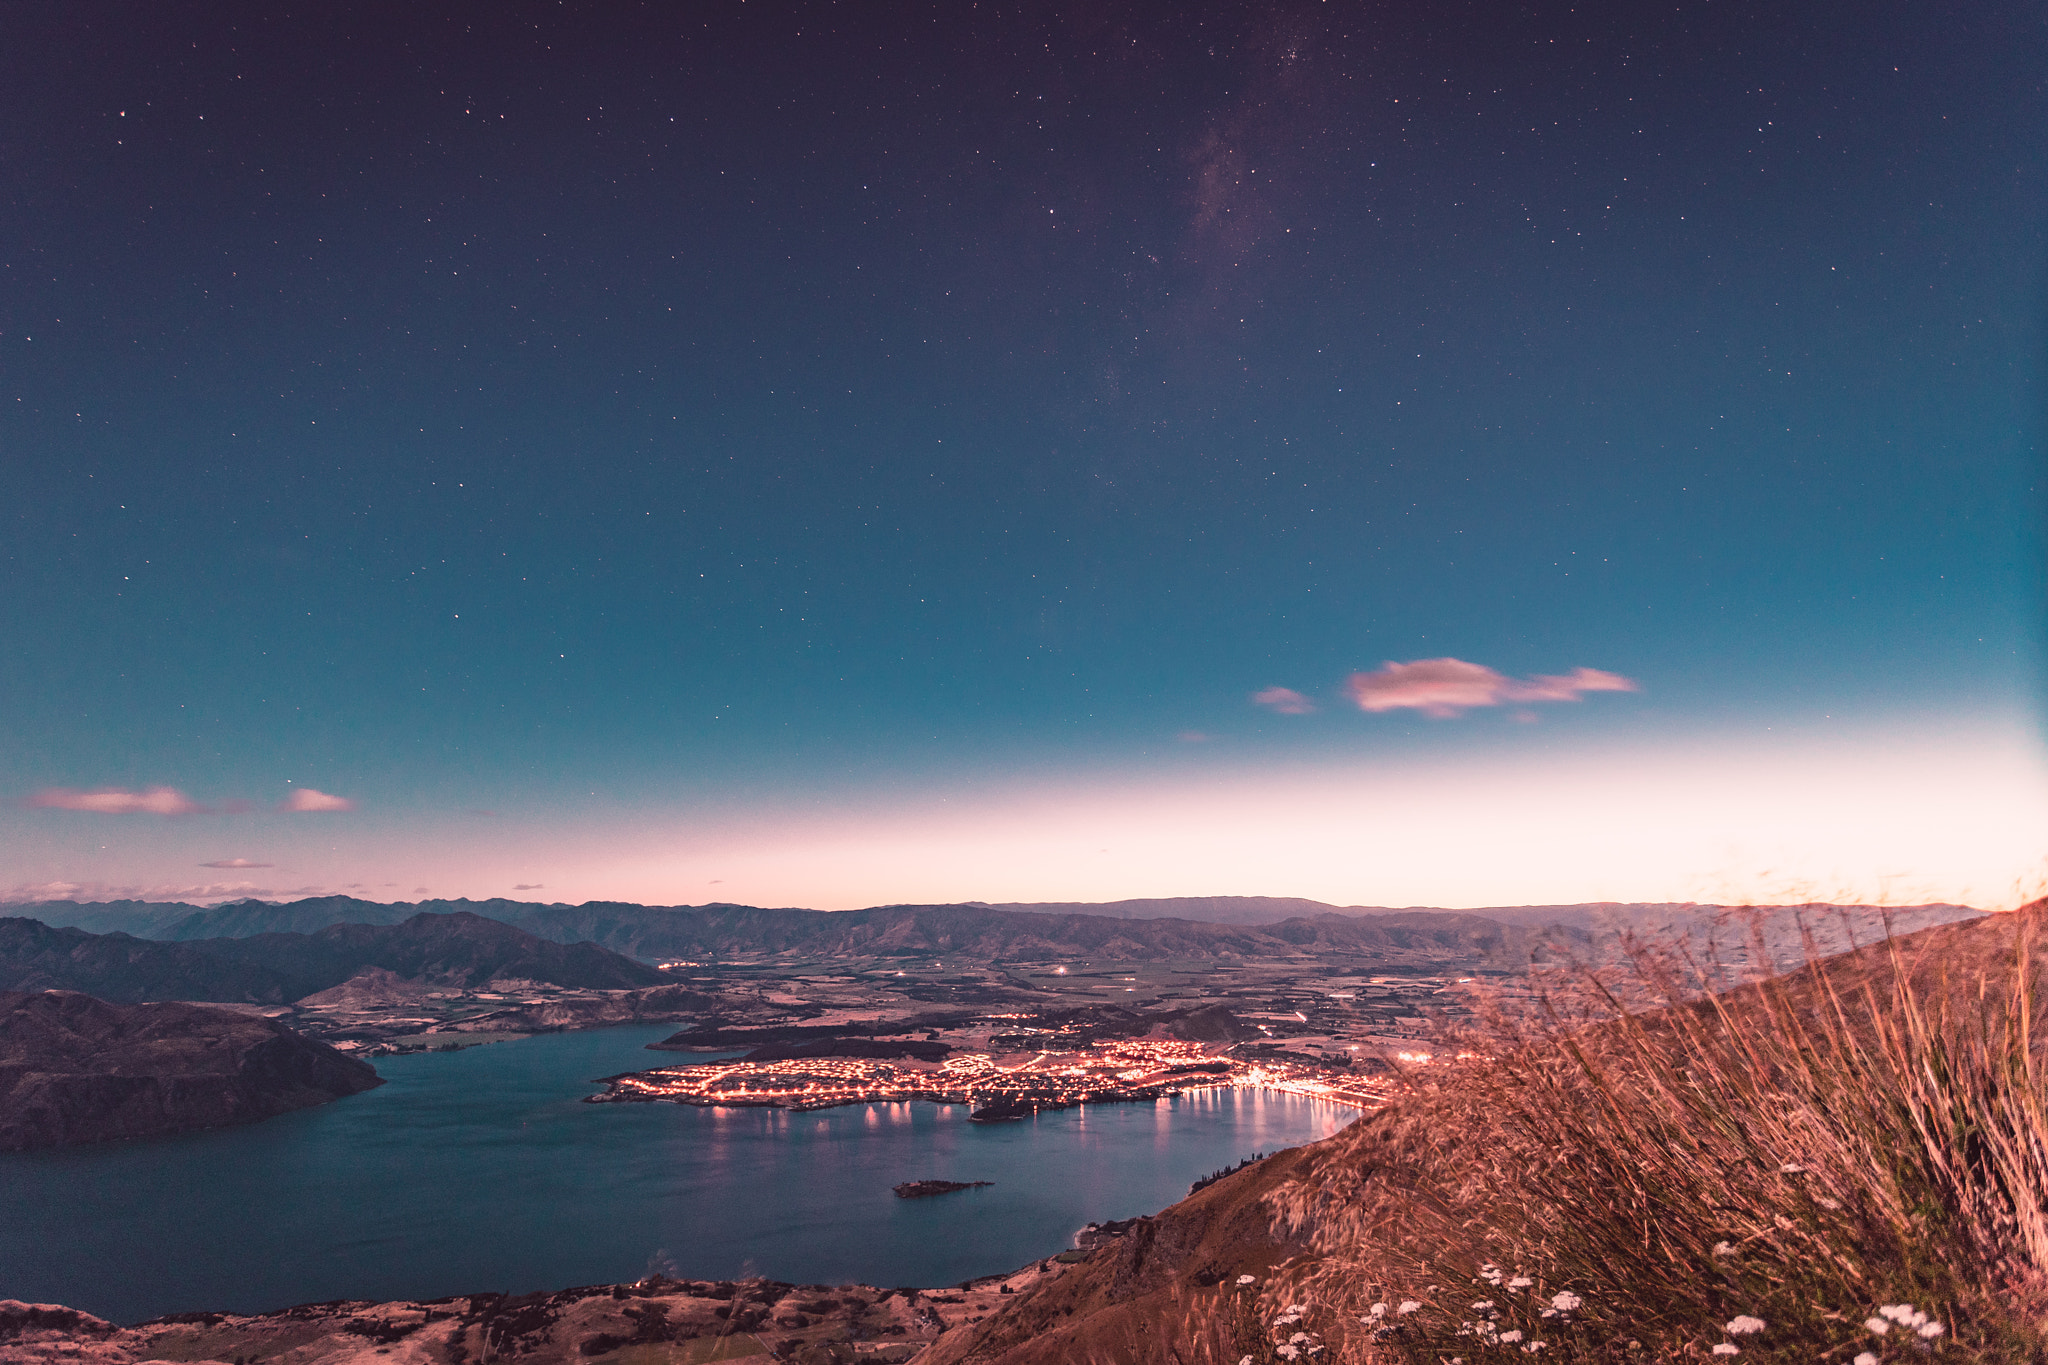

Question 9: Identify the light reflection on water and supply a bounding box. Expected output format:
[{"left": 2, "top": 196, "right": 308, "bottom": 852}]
[{"left": 0, "top": 1025, "right": 1349, "bottom": 1324}]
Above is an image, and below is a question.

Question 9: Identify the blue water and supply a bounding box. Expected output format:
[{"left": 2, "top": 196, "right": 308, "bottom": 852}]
[{"left": 0, "top": 1026, "right": 1349, "bottom": 1324}]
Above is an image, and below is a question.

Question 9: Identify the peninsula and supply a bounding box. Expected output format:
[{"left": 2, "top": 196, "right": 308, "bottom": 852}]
[{"left": 0, "top": 990, "right": 382, "bottom": 1151}]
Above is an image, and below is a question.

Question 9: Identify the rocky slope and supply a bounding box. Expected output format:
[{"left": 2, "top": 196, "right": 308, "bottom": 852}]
[
  {"left": 913, "top": 1144, "right": 1325, "bottom": 1365},
  {"left": 0, "top": 990, "right": 383, "bottom": 1150},
  {"left": 0, "top": 1265, "right": 1059, "bottom": 1365}
]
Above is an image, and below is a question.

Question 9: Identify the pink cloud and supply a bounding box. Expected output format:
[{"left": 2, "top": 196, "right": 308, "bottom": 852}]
[
  {"left": 280, "top": 788, "right": 355, "bottom": 812},
  {"left": 1344, "top": 658, "right": 1640, "bottom": 718},
  {"left": 1507, "top": 667, "right": 1639, "bottom": 703},
  {"left": 1251, "top": 686, "right": 1317, "bottom": 715},
  {"left": 200, "top": 858, "right": 273, "bottom": 869},
  {"left": 31, "top": 786, "right": 205, "bottom": 815}
]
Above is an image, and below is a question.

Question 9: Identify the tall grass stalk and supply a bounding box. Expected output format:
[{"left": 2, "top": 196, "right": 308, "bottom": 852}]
[{"left": 1241, "top": 905, "right": 2048, "bottom": 1364}]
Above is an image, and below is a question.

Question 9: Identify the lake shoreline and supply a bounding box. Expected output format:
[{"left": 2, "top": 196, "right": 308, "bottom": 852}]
[{"left": 0, "top": 1024, "right": 1348, "bottom": 1324}]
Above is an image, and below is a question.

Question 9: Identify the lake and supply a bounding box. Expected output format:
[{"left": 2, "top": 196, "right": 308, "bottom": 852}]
[{"left": 0, "top": 1025, "right": 1351, "bottom": 1324}]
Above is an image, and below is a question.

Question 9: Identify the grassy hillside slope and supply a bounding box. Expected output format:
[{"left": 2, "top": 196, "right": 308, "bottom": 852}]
[{"left": 930, "top": 903, "right": 2048, "bottom": 1365}]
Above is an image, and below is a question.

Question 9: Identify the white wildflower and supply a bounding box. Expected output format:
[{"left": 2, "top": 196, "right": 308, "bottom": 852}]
[
  {"left": 1712, "top": 1241, "right": 1736, "bottom": 1256},
  {"left": 1711, "top": 1345, "right": 1740, "bottom": 1357},
  {"left": 1239, "top": 1358, "right": 1253, "bottom": 1365},
  {"left": 1480, "top": 1264, "right": 1505, "bottom": 1285},
  {"left": 1276, "top": 1347, "right": 1300, "bottom": 1362},
  {"left": 1398, "top": 1300, "right": 1423, "bottom": 1315},
  {"left": 1288, "top": 1332, "right": 1312, "bottom": 1345},
  {"left": 1507, "top": 1276, "right": 1535, "bottom": 1291},
  {"left": 1780, "top": 1163, "right": 1805, "bottom": 1173},
  {"left": 1368, "top": 1302, "right": 1387, "bottom": 1318},
  {"left": 1725, "top": 1316, "right": 1765, "bottom": 1335},
  {"left": 1864, "top": 1317, "right": 1890, "bottom": 1335},
  {"left": 1522, "top": 1343, "right": 1546, "bottom": 1354},
  {"left": 1918, "top": 1321, "right": 1945, "bottom": 1339},
  {"left": 1236, "top": 1274, "right": 1257, "bottom": 1286},
  {"left": 1549, "top": 1292, "right": 1581, "bottom": 1313},
  {"left": 1499, "top": 1330, "right": 1524, "bottom": 1344},
  {"left": 1853, "top": 1355, "right": 1877, "bottom": 1365},
  {"left": 1471, "top": 1300, "right": 1495, "bottom": 1311}
]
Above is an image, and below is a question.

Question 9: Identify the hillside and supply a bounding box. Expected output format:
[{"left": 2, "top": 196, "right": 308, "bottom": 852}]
[
  {"left": 193, "top": 911, "right": 668, "bottom": 991},
  {"left": 0, "top": 920, "right": 308, "bottom": 1004},
  {"left": 923, "top": 904, "right": 2048, "bottom": 1364},
  {"left": 0, "top": 991, "right": 382, "bottom": 1150},
  {"left": 917, "top": 1145, "right": 1323, "bottom": 1365},
  {"left": 0, "top": 912, "right": 665, "bottom": 1004}
]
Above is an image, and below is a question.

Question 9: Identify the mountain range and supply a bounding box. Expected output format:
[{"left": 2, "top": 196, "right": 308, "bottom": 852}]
[
  {"left": 0, "top": 911, "right": 666, "bottom": 1004},
  {"left": 0, "top": 898, "right": 1986, "bottom": 1009},
  {"left": 17, "top": 892, "right": 1979, "bottom": 952}
]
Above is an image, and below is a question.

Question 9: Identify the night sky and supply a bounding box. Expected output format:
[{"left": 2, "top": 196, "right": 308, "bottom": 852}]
[{"left": 5, "top": 1, "right": 2044, "bottom": 910}]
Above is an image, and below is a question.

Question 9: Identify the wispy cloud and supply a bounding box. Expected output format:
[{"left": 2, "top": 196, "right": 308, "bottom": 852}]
[
  {"left": 513, "top": 883, "right": 544, "bottom": 891},
  {"left": 199, "top": 858, "right": 273, "bottom": 869},
  {"left": 31, "top": 786, "right": 206, "bottom": 815},
  {"left": 1, "top": 878, "right": 314, "bottom": 905},
  {"left": 1345, "top": 658, "right": 1639, "bottom": 718},
  {"left": 1251, "top": 686, "right": 1317, "bottom": 715},
  {"left": 280, "top": 788, "right": 355, "bottom": 812}
]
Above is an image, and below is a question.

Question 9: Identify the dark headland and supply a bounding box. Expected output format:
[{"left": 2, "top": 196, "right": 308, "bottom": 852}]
[{"left": 0, "top": 990, "right": 381, "bottom": 1151}]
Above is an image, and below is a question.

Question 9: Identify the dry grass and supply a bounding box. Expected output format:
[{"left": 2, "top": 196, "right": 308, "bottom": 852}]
[{"left": 1204, "top": 903, "right": 2048, "bottom": 1365}]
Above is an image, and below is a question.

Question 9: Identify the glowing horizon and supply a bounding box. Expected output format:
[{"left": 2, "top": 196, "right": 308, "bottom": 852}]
[{"left": 9, "top": 709, "right": 2042, "bottom": 914}]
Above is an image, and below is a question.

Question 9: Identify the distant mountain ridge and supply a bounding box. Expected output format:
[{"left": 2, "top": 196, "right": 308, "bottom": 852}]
[
  {"left": 0, "top": 911, "right": 666, "bottom": 1004},
  {"left": 983, "top": 895, "right": 1985, "bottom": 933},
  {"left": 506, "top": 902, "right": 1544, "bottom": 965},
  {"left": 5, "top": 895, "right": 1984, "bottom": 976},
  {"left": 6, "top": 901, "right": 1547, "bottom": 976},
  {"left": 17, "top": 892, "right": 1981, "bottom": 939}
]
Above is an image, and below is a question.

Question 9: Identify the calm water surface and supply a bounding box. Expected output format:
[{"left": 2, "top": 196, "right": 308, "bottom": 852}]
[{"left": 0, "top": 1026, "right": 1349, "bottom": 1323}]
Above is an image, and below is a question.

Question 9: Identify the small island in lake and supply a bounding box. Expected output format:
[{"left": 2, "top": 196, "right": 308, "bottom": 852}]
[{"left": 894, "top": 1179, "right": 993, "bottom": 1198}]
